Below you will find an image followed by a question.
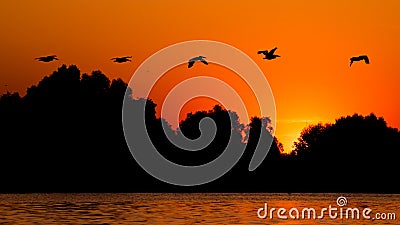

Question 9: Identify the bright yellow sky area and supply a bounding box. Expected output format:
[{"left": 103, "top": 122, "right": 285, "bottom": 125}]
[{"left": 1, "top": 0, "right": 399, "bottom": 152}]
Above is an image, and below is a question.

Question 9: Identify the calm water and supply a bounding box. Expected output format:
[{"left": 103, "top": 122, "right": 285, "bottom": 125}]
[{"left": 0, "top": 193, "right": 398, "bottom": 224}]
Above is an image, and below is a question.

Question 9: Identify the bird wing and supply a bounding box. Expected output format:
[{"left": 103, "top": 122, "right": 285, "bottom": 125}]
[
  {"left": 269, "top": 47, "right": 278, "bottom": 55},
  {"left": 362, "top": 55, "right": 370, "bottom": 64},
  {"left": 123, "top": 56, "right": 132, "bottom": 59},
  {"left": 257, "top": 50, "right": 268, "bottom": 55},
  {"left": 36, "top": 57, "right": 49, "bottom": 62},
  {"left": 188, "top": 61, "right": 195, "bottom": 68},
  {"left": 190, "top": 56, "right": 201, "bottom": 61},
  {"left": 200, "top": 59, "right": 208, "bottom": 65}
]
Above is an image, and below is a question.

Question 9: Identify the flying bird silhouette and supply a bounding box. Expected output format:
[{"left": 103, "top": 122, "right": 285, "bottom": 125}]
[
  {"left": 111, "top": 56, "right": 132, "bottom": 63},
  {"left": 188, "top": 56, "right": 208, "bottom": 68},
  {"left": 35, "top": 55, "right": 58, "bottom": 62},
  {"left": 350, "top": 55, "right": 369, "bottom": 67},
  {"left": 258, "top": 47, "right": 280, "bottom": 60}
]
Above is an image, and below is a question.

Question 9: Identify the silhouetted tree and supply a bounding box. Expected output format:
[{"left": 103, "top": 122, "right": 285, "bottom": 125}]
[
  {"left": 0, "top": 65, "right": 139, "bottom": 192},
  {"left": 291, "top": 123, "right": 331, "bottom": 160},
  {"left": 292, "top": 113, "right": 400, "bottom": 163},
  {"left": 245, "top": 116, "right": 283, "bottom": 161},
  {"left": 1, "top": 64, "right": 398, "bottom": 193},
  {"left": 155, "top": 105, "right": 245, "bottom": 166},
  {"left": 287, "top": 113, "right": 400, "bottom": 192}
]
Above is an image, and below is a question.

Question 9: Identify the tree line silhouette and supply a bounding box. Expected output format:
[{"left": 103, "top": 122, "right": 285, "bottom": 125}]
[{"left": 0, "top": 65, "right": 399, "bottom": 193}]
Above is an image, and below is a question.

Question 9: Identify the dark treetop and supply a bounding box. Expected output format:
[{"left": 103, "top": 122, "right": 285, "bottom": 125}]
[{"left": 0, "top": 65, "right": 398, "bottom": 193}]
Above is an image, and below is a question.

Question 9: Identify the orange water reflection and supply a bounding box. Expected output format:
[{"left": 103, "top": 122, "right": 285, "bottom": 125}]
[{"left": 0, "top": 193, "right": 398, "bottom": 224}]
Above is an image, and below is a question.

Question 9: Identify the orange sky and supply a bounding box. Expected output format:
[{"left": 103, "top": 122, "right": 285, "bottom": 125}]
[{"left": 1, "top": 0, "right": 400, "bottom": 152}]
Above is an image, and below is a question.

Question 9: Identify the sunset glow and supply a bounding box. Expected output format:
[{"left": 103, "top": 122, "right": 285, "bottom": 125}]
[{"left": 1, "top": 0, "right": 400, "bottom": 152}]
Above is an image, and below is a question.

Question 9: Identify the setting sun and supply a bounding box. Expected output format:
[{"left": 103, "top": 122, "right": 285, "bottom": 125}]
[{"left": 0, "top": 1, "right": 399, "bottom": 223}]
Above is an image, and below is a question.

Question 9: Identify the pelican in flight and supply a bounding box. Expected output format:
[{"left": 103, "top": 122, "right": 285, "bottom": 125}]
[
  {"left": 350, "top": 55, "right": 369, "bottom": 67},
  {"left": 188, "top": 56, "right": 208, "bottom": 68},
  {"left": 111, "top": 56, "right": 132, "bottom": 63},
  {"left": 257, "top": 47, "right": 280, "bottom": 60},
  {"left": 35, "top": 55, "right": 58, "bottom": 62}
]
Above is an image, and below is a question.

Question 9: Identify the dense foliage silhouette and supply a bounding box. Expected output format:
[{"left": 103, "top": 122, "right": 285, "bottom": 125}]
[
  {"left": 287, "top": 114, "right": 400, "bottom": 192},
  {"left": 292, "top": 114, "right": 400, "bottom": 162},
  {"left": 0, "top": 65, "right": 399, "bottom": 193}
]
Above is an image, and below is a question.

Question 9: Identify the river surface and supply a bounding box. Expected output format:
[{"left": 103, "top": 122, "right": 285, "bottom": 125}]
[{"left": 0, "top": 193, "right": 398, "bottom": 224}]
